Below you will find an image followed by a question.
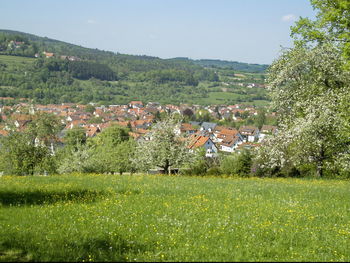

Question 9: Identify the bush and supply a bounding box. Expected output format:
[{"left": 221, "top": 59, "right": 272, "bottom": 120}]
[{"left": 220, "top": 150, "right": 253, "bottom": 177}]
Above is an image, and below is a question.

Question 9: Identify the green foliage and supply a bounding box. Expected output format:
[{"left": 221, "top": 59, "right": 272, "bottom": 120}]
[
  {"left": 68, "top": 61, "right": 117, "bottom": 81},
  {"left": 88, "top": 141, "right": 136, "bottom": 175},
  {"left": 291, "top": 0, "right": 350, "bottom": 66},
  {"left": 181, "top": 148, "right": 223, "bottom": 176},
  {"left": 0, "top": 113, "right": 61, "bottom": 175},
  {"left": 59, "top": 125, "right": 135, "bottom": 175},
  {"left": 142, "top": 69, "right": 198, "bottom": 86},
  {"left": 193, "top": 59, "right": 268, "bottom": 73},
  {"left": 220, "top": 150, "right": 253, "bottom": 177},
  {"left": 63, "top": 127, "right": 87, "bottom": 150},
  {"left": 27, "top": 112, "right": 63, "bottom": 146},
  {"left": 84, "top": 104, "right": 96, "bottom": 113},
  {"left": 91, "top": 125, "right": 129, "bottom": 147}
]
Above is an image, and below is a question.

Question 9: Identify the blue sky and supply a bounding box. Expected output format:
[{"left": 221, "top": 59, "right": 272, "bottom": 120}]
[{"left": 0, "top": 0, "right": 316, "bottom": 64}]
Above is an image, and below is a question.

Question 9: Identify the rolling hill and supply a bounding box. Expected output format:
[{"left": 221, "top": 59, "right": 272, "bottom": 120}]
[{"left": 0, "top": 29, "right": 269, "bottom": 105}]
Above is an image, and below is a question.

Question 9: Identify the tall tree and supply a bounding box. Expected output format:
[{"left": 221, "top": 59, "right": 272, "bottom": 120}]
[
  {"left": 89, "top": 125, "right": 135, "bottom": 174},
  {"left": 254, "top": 1, "right": 350, "bottom": 177}
]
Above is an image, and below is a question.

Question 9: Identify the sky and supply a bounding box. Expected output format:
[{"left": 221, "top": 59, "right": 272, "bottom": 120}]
[{"left": 0, "top": 0, "right": 316, "bottom": 64}]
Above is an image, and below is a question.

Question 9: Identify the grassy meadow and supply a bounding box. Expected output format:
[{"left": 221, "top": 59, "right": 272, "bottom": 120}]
[{"left": 0, "top": 174, "right": 349, "bottom": 262}]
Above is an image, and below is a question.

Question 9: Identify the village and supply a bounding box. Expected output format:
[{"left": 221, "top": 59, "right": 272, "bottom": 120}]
[{"left": 0, "top": 98, "right": 278, "bottom": 156}]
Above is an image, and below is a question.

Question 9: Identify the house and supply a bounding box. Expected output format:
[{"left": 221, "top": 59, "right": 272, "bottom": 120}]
[
  {"left": 128, "top": 131, "right": 142, "bottom": 140},
  {"left": 214, "top": 128, "right": 243, "bottom": 143},
  {"left": 188, "top": 134, "right": 218, "bottom": 157},
  {"left": 129, "top": 119, "right": 153, "bottom": 129},
  {"left": 8, "top": 40, "right": 24, "bottom": 49},
  {"left": 179, "top": 123, "right": 198, "bottom": 135},
  {"left": 236, "top": 142, "right": 261, "bottom": 152},
  {"left": 11, "top": 114, "right": 32, "bottom": 129},
  {"left": 214, "top": 126, "right": 238, "bottom": 136},
  {"left": 14, "top": 120, "right": 31, "bottom": 129},
  {"left": 0, "top": 127, "right": 9, "bottom": 137},
  {"left": 146, "top": 102, "right": 161, "bottom": 109},
  {"left": 85, "top": 126, "right": 101, "bottom": 137},
  {"left": 260, "top": 125, "right": 278, "bottom": 134},
  {"left": 200, "top": 122, "right": 217, "bottom": 133},
  {"left": 129, "top": 101, "right": 144, "bottom": 109},
  {"left": 43, "top": 51, "right": 54, "bottom": 58},
  {"left": 219, "top": 135, "right": 243, "bottom": 153},
  {"left": 65, "top": 120, "right": 86, "bottom": 129},
  {"left": 189, "top": 121, "right": 201, "bottom": 127},
  {"left": 239, "top": 126, "right": 260, "bottom": 142},
  {"left": 259, "top": 125, "right": 278, "bottom": 142}
]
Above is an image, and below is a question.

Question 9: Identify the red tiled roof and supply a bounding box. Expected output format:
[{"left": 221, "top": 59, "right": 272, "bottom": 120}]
[
  {"left": 0, "top": 129, "right": 9, "bottom": 136},
  {"left": 188, "top": 135, "right": 210, "bottom": 149},
  {"left": 219, "top": 128, "right": 239, "bottom": 136},
  {"left": 128, "top": 132, "right": 142, "bottom": 139},
  {"left": 85, "top": 126, "right": 100, "bottom": 137},
  {"left": 129, "top": 101, "right": 143, "bottom": 105}
]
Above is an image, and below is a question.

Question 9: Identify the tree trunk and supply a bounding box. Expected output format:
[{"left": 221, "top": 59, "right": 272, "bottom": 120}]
[
  {"left": 163, "top": 160, "right": 170, "bottom": 175},
  {"left": 316, "top": 146, "right": 325, "bottom": 177},
  {"left": 316, "top": 162, "right": 323, "bottom": 177}
]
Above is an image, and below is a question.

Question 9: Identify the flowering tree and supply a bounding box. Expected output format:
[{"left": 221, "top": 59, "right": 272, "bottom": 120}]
[
  {"left": 254, "top": 0, "right": 350, "bottom": 177},
  {"left": 255, "top": 43, "right": 350, "bottom": 177},
  {"left": 133, "top": 117, "right": 192, "bottom": 174}
]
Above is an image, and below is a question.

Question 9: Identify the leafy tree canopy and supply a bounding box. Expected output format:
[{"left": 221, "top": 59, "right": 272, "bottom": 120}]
[{"left": 291, "top": 0, "right": 350, "bottom": 66}]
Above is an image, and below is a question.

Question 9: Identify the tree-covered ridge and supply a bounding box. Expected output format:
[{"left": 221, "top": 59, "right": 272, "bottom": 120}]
[
  {"left": 193, "top": 59, "right": 268, "bottom": 73},
  {"left": 0, "top": 29, "right": 268, "bottom": 73}
]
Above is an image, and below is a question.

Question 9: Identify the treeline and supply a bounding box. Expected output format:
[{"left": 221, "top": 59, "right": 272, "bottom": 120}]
[
  {"left": 39, "top": 59, "right": 117, "bottom": 81},
  {"left": 193, "top": 59, "right": 268, "bottom": 73},
  {"left": 139, "top": 69, "right": 198, "bottom": 85}
]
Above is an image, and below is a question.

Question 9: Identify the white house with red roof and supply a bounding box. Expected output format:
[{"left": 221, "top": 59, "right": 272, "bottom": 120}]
[{"left": 188, "top": 134, "right": 218, "bottom": 157}]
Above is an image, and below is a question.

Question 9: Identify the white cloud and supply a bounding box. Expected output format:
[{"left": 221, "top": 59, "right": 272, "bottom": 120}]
[
  {"left": 281, "top": 14, "right": 297, "bottom": 22},
  {"left": 87, "top": 19, "right": 97, "bottom": 25}
]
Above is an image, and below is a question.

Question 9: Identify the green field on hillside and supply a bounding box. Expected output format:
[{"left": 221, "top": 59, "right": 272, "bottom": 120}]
[
  {"left": 0, "top": 174, "right": 349, "bottom": 262},
  {"left": 0, "top": 55, "right": 35, "bottom": 63},
  {"left": 0, "top": 55, "right": 34, "bottom": 72},
  {"left": 194, "top": 91, "right": 270, "bottom": 106}
]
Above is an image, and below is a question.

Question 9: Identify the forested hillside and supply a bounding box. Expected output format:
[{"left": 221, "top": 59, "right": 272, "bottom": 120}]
[
  {"left": 0, "top": 29, "right": 269, "bottom": 105},
  {"left": 194, "top": 59, "right": 268, "bottom": 73}
]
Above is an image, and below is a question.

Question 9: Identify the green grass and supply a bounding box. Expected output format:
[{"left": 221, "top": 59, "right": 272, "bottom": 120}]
[
  {"left": 194, "top": 91, "right": 241, "bottom": 104},
  {"left": 0, "top": 174, "right": 349, "bottom": 262},
  {"left": 0, "top": 55, "right": 35, "bottom": 65},
  {"left": 194, "top": 91, "right": 270, "bottom": 106}
]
